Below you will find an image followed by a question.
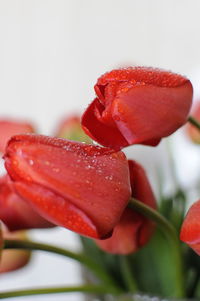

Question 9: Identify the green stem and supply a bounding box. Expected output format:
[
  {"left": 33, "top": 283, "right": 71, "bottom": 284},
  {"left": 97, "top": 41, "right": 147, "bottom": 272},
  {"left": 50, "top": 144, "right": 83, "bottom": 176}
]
[
  {"left": 165, "top": 139, "right": 179, "bottom": 190},
  {"left": 188, "top": 116, "right": 200, "bottom": 131},
  {"left": 187, "top": 269, "right": 200, "bottom": 298},
  {"left": 128, "top": 198, "right": 185, "bottom": 297},
  {"left": 129, "top": 198, "right": 178, "bottom": 241},
  {"left": 119, "top": 256, "right": 138, "bottom": 293},
  {"left": 0, "top": 285, "right": 118, "bottom": 299},
  {"left": 4, "top": 239, "right": 119, "bottom": 293}
]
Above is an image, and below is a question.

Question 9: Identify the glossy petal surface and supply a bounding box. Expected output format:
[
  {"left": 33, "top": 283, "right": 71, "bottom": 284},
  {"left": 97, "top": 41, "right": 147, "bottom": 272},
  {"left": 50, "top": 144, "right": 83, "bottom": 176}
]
[
  {"left": 96, "top": 160, "right": 156, "bottom": 254},
  {"left": 82, "top": 67, "right": 193, "bottom": 150},
  {"left": 180, "top": 199, "right": 200, "bottom": 255},
  {"left": 0, "top": 175, "right": 54, "bottom": 231},
  {"left": 4, "top": 134, "right": 131, "bottom": 238},
  {"left": 0, "top": 120, "right": 34, "bottom": 152}
]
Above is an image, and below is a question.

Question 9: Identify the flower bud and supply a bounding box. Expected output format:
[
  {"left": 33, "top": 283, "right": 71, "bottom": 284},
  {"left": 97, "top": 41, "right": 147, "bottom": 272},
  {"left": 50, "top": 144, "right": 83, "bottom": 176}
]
[
  {"left": 4, "top": 134, "right": 131, "bottom": 239},
  {"left": 82, "top": 67, "right": 193, "bottom": 150}
]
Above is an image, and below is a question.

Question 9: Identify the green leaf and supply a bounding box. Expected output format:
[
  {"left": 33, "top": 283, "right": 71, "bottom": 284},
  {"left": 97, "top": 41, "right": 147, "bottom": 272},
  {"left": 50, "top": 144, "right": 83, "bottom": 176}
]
[
  {"left": 80, "top": 237, "right": 127, "bottom": 290},
  {"left": 159, "top": 189, "right": 186, "bottom": 232},
  {"left": 128, "top": 229, "right": 185, "bottom": 298}
]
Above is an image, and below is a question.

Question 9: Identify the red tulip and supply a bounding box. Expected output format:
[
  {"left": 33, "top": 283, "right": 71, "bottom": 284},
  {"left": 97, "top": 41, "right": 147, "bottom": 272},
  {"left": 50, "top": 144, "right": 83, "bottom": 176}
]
[
  {"left": 0, "top": 175, "right": 54, "bottom": 231},
  {"left": 4, "top": 134, "right": 131, "bottom": 239},
  {"left": 55, "top": 116, "right": 92, "bottom": 143},
  {"left": 95, "top": 160, "right": 156, "bottom": 254},
  {"left": 180, "top": 200, "right": 200, "bottom": 255},
  {"left": 0, "top": 120, "right": 35, "bottom": 153},
  {"left": 82, "top": 67, "right": 193, "bottom": 150},
  {"left": 186, "top": 102, "right": 200, "bottom": 144},
  {"left": 0, "top": 229, "right": 31, "bottom": 273}
]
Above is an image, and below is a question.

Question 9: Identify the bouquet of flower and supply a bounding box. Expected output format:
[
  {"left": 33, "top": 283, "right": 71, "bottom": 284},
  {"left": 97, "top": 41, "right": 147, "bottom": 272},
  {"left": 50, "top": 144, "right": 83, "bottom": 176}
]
[{"left": 0, "top": 67, "right": 200, "bottom": 300}]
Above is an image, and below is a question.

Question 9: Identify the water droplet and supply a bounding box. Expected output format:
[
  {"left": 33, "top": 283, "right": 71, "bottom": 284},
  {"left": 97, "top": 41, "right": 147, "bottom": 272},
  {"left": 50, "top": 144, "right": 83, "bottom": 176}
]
[
  {"left": 105, "top": 175, "right": 113, "bottom": 181},
  {"left": 29, "top": 159, "right": 34, "bottom": 166}
]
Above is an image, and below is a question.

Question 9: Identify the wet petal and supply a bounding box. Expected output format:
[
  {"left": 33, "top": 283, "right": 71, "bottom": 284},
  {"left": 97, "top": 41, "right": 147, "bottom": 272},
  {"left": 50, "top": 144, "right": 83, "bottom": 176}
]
[
  {"left": 4, "top": 134, "right": 131, "bottom": 238},
  {"left": 82, "top": 67, "right": 193, "bottom": 150},
  {"left": 0, "top": 175, "right": 54, "bottom": 231}
]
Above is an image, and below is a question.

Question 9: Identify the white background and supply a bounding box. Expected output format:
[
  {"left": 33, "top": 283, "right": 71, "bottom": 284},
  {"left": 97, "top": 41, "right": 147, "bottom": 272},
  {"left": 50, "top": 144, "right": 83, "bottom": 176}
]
[{"left": 0, "top": 1, "right": 200, "bottom": 300}]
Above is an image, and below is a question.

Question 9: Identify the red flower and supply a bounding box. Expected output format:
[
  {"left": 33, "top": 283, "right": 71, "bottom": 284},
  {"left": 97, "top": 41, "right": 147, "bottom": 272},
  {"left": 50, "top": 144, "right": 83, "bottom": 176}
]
[
  {"left": 180, "top": 200, "right": 200, "bottom": 255},
  {"left": 82, "top": 67, "right": 193, "bottom": 150},
  {"left": 4, "top": 134, "right": 131, "bottom": 239},
  {"left": 0, "top": 120, "right": 35, "bottom": 153},
  {"left": 95, "top": 160, "right": 156, "bottom": 254},
  {"left": 0, "top": 175, "right": 54, "bottom": 231},
  {"left": 55, "top": 116, "right": 92, "bottom": 143},
  {"left": 186, "top": 102, "right": 200, "bottom": 144}
]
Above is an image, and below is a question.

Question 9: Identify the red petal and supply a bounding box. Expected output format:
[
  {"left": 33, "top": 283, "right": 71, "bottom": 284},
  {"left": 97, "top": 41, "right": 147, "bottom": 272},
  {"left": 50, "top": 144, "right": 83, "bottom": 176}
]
[
  {"left": 4, "top": 134, "right": 131, "bottom": 238},
  {"left": 82, "top": 98, "right": 128, "bottom": 150},
  {"left": 95, "top": 208, "right": 143, "bottom": 254},
  {"left": 128, "top": 160, "right": 157, "bottom": 209},
  {"left": 14, "top": 181, "right": 98, "bottom": 238},
  {"left": 112, "top": 83, "right": 192, "bottom": 145},
  {"left": 128, "top": 160, "right": 156, "bottom": 246},
  {"left": 0, "top": 120, "right": 35, "bottom": 153},
  {"left": 96, "top": 160, "right": 156, "bottom": 254},
  {"left": 180, "top": 200, "right": 200, "bottom": 255},
  {"left": 96, "top": 67, "right": 191, "bottom": 90},
  {"left": 0, "top": 175, "right": 54, "bottom": 231}
]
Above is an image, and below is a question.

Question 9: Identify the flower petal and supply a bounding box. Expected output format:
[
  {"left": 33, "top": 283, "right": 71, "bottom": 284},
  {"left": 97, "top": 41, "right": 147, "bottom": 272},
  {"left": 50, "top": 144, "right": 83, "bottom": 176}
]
[
  {"left": 4, "top": 134, "right": 131, "bottom": 238},
  {"left": 0, "top": 120, "right": 35, "bottom": 152},
  {"left": 0, "top": 175, "right": 54, "bottom": 231},
  {"left": 95, "top": 160, "right": 156, "bottom": 254},
  {"left": 82, "top": 98, "right": 128, "bottom": 149},
  {"left": 180, "top": 199, "right": 200, "bottom": 255}
]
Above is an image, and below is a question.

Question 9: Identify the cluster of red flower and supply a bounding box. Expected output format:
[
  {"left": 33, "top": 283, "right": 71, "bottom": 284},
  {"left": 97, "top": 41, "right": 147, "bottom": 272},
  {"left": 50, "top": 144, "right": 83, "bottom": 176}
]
[{"left": 1, "top": 66, "right": 199, "bottom": 273}]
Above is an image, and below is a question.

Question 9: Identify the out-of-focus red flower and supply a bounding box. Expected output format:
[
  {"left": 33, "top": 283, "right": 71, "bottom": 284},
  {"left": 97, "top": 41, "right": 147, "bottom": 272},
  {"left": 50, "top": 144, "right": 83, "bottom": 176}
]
[
  {"left": 0, "top": 175, "right": 54, "bottom": 231},
  {"left": 0, "top": 119, "right": 53, "bottom": 231},
  {"left": 4, "top": 134, "right": 131, "bottom": 239},
  {"left": 95, "top": 160, "right": 156, "bottom": 254},
  {"left": 55, "top": 116, "right": 92, "bottom": 143},
  {"left": 0, "top": 228, "right": 31, "bottom": 273},
  {"left": 0, "top": 120, "right": 35, "bottom": 153},
  {"left": 187, "top": 102, "right": 200, "bottom": 144},
  {"left": 82, "top": 67, "right": 193, "bottom": 150},
  {"left": 180, "top": 200, "right": 200, "bottom": 255}
]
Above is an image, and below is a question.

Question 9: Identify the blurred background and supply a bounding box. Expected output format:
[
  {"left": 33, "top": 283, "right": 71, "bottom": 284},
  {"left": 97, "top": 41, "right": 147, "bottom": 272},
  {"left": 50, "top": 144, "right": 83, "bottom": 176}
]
[{"left": 0, "top": 0, "right": 200, "bottom": 300}]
